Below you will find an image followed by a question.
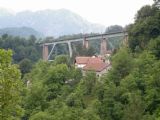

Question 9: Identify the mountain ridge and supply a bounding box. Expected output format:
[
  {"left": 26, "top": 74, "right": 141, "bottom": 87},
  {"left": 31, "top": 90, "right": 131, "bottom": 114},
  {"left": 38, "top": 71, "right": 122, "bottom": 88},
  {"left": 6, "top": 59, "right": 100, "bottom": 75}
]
[{"left": 0, "top": 8, "right": 105, "bottom": 37}]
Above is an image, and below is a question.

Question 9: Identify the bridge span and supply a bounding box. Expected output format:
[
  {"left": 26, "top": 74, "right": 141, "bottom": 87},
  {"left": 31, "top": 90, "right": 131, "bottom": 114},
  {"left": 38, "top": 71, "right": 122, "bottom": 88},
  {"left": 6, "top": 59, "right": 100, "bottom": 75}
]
[{"left": 42, "top": 31, "right": 128, "bottom": 61}]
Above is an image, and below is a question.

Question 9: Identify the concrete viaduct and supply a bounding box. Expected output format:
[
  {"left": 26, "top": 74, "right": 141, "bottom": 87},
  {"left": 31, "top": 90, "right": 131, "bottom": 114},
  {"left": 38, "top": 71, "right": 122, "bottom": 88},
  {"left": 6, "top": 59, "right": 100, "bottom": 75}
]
[{"left": 42, "top": 31, "right": 128, "bottom": 61}]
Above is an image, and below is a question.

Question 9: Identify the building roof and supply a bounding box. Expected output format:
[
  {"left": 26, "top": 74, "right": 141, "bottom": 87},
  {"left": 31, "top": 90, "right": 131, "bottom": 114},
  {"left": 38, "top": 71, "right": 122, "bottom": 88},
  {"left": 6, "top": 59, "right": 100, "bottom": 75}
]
[
  {"left": 75, "top": 57, "right": 90, "bottom": 64},
  {"left": 75, "top": 56, "right": 108, "bottom": 72},
  {"left": 87, "top": 57, "right": 104, "bottom": 64},
  {"left": 75, "top": 56, "right": 104, "bottom": 64},
  {"left": 83, "top": 62, "right": 108, "bottom": 72}
]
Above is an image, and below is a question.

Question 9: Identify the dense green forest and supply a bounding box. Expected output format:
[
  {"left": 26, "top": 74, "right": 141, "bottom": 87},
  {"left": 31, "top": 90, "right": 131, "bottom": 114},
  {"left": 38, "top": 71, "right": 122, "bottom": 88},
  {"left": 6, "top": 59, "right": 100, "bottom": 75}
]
[{"left": 1, "top": 1, "right": 160, "bottom": 120}]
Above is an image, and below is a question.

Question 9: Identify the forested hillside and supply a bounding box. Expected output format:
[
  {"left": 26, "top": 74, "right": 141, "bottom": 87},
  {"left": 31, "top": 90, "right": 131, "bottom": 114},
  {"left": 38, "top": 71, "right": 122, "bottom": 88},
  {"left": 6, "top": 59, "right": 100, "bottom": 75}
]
[
  {"left": 0, "top": 1, "right": 160, "bottom": 120},
  {"left": 0, "top": 27, "right": 44, "bottom": 38}
]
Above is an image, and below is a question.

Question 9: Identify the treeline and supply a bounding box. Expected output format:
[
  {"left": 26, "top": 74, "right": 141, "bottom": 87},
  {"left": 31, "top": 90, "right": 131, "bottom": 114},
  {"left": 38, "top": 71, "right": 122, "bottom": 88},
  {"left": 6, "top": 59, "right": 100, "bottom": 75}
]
[
  {"left": 0, "top": 34, "right": 42, "bottom": 75},
  {"left": 0, "top": 34, "right": 41, "bottom": 63}
]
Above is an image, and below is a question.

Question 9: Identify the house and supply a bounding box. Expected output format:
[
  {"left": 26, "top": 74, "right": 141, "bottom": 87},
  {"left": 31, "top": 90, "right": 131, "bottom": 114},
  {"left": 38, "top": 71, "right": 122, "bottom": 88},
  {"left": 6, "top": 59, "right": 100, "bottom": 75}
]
[
  {"left": 75, "top": 56, "right": 90, "bottom": 68},
  {"left": 83, "top": 61, "right": 110, "bottom": 77},
  {"left": 75, "top": 56, "right": 111, "bottom": 76}
]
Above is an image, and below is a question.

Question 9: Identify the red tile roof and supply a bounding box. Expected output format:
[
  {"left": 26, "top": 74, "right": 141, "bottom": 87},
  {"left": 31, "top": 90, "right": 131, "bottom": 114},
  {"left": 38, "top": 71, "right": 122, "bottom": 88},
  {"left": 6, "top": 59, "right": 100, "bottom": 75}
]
[
  {"left": 87, "top": 57, "right": 104, "bottom": 63},
  {"left": 75, "top": 56, "right": 108, "bottom": 72},
  {"left": 75, "top": 56, "right": 104, "bottom": 64},
  {"left": 83, "top": 62, "right": 108, "bottom": 72},
  {"left": 75, "top": 57, "right": 90, "bottom": 64}
]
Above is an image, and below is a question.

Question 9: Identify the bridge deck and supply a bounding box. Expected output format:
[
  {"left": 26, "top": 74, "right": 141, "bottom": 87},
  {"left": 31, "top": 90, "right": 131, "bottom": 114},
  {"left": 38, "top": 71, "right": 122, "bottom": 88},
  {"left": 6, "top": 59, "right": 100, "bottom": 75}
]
[{"left": 44, "top": 32, "right": 128, "bottom": 45}]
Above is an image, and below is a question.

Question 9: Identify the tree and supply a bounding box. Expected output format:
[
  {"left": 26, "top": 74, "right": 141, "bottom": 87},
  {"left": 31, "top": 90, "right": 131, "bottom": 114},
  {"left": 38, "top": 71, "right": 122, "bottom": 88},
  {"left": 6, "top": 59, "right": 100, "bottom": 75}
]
[
  {"left": 0, "top": 49, "right": 23, "bottom": 119},
  {"left": 19, "top": 58, "right": 33, "bottom": 75},
  {"left": 23, "top": 82, "right": 48, "bottom": 119},
  {"left": 66, "top": 92, "right": 84, "bottom": 108},
  {"left": 0, "top": 34, "right": 41, "bottom": 63},
  {"left": 83, "top": 71, "right": 97, "bottom": 95},
  {"left": 128, "top": 5, "right": 160, "bottom": 51},
  {"left": 153, "top": 0, "right": 160, "bottom": 8},
  {"left": 108, "top": 48, "right": 133, "bottom": 86},
  {"left": 45, "top": 64, "right": 69, "bottom": 100},
  {"left": 123, "top": 94, "right": 146, "bottom": 120},
  {"left": 85, "top": 47, "right": 96, "bottom": 56},
  {"left": 30, "top": 111, "right": 53, "bottom": 120},
  {"left": 105, "top": 25, "right": 123, "bottom": 33},
  {"left": 54, "top": 55, "right": 71, "bottom": 66},
  {"left": 135, "top": 5, "right": 156, "bottom": 21},
  {"left": 148, "top": 37, "right": 160, "bottom": 59}
]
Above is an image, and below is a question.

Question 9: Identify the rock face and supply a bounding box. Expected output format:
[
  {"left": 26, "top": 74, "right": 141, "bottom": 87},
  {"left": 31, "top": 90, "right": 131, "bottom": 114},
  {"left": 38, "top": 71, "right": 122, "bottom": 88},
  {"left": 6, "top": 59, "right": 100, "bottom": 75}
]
[{"left": 0, "top": 8, "right": 105, "bottom": 37}]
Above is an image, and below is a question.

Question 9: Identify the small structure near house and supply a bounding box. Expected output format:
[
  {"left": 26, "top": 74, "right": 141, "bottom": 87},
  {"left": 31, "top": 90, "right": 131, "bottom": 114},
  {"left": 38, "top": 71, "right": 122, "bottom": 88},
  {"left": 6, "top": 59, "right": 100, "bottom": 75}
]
[
  {"left": 105, "top": 50, "right": 112, "bottom": 57},
  {"left": 75, "top": 56, "right": 111, "bottom": 77}
]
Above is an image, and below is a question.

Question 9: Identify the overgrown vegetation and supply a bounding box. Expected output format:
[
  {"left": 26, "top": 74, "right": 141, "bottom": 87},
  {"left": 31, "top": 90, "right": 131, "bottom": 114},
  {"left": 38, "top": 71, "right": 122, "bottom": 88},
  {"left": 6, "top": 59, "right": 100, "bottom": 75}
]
[{"left": 0, "top": 1, "right": 160, "bottom": 120}]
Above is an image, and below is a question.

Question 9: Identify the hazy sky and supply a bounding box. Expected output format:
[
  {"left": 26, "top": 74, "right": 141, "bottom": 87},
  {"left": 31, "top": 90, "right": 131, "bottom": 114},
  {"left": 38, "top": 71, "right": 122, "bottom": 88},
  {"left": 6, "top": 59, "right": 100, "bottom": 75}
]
[{"left": 0, "top": 0, "right": 153, "bottom": 27}]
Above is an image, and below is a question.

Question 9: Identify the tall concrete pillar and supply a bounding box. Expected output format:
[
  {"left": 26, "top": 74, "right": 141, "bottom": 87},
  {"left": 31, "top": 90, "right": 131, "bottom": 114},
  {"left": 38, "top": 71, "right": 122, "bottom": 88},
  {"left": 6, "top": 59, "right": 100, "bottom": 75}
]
[
  {"left": 43, "top": 44, "right": 49, "bottom": 61},
  {"left": 83, "top": 37, "right": 89, "bottom": 49},
  {"left": 100, "top": 38, "right": 107, "bottom": 55},
  {"left": 123, "top": 35, "right": 128, "bottom": 46},
  {"left": 68, "top": 42, "right": 73, "bottom": 57}
]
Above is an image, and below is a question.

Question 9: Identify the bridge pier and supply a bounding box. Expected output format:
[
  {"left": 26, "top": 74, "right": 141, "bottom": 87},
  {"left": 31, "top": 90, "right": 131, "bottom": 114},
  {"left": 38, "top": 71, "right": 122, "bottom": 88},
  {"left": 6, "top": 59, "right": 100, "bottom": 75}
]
[
  {"left": 83, "top": 37, "right": 89, "bottom": 49},
  {"left": 100, "top": 38, "right": 107, "bottom": 55},
  {"left": 68, "top": 42, "right": 73, "bottom": 57},
  {"left": 43, "top": 44, "right": 49, "bottom": 61}
]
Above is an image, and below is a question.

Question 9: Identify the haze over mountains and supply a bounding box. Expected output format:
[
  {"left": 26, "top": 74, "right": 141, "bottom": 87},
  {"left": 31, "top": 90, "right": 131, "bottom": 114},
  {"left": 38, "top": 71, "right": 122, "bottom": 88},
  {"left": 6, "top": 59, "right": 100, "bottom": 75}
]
[
  {"left": 0, "top": 8, "right": 105, "bottom": 37},
  {"left": 0, "top": 27, "right": 44, "bottom": 37}
]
